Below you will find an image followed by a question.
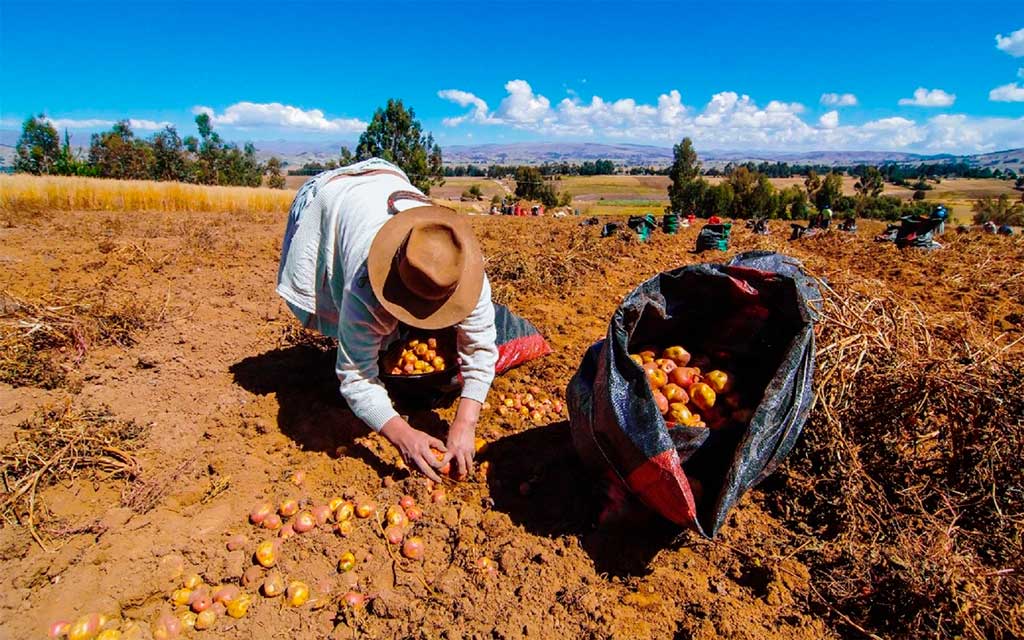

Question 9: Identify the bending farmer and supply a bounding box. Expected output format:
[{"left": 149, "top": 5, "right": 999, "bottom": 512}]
[{"left": 277, "top": 158, "right": 497, "bottom": 481}]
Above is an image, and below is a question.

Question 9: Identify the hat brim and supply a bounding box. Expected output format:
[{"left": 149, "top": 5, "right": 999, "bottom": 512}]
[{"left": 368, "top": 205, "right": 484, "bottom": 330}]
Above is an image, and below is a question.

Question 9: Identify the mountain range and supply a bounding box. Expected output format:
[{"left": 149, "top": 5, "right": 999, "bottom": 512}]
[
  {"left": 1, "top": 128, "right": 1021, "bottom": 171},
  {"left": 253, "top": 140, "right": 1024, "bottom": 171}
]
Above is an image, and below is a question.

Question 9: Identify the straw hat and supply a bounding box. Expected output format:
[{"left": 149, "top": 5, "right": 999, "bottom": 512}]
[{"left": 367, "top": 205, "right": 484, "bottom": 330}]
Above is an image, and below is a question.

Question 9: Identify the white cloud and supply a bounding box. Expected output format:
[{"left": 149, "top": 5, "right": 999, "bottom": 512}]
[
  {"left": 989, "top": 82, "right": 1024, "bottom": 102},
  {"left": 45, "top": 117, "right": 115, "bottom": 129},
  {"left": 437, "top": 79, "right": 1024, "bottom": 153},
  {"left": 820, "top": 92, "right": 858, "bottom": 107},
  {"left": 191, "top": 101, "right": 367, "bottom": 133},
  {"left": 128, "top": 119, "right": 173, "bottom": 130},
  {"left": 996, "top": 27, "right": 1024, "bottom": 56},
  {"left": 0, "top": 115, "right": 171, "bottom": 131},
  {"left": 437, "top": 89, "right": 493, "bottom": 126},
  {"left": 898, "top": 87, "right": 956, "bottom": 107},
  {"left": 495, "top": 79, "right": 552, "bottom": 124},
  {"left": 862, "top": 116, "right": 916, "bottom": 131},
  {"left": 38, "top": 117, "right": 171, "bottom": 130}
]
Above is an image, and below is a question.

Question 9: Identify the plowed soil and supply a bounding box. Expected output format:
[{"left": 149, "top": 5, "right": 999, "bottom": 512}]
[{"left": 1, "top": 209, "right": 1021, "bottom": 639}]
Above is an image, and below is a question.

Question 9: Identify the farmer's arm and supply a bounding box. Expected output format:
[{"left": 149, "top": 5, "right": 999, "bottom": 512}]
[
  {"left": 445, "top": 275, "right": 498, "bottom": 476},
  {"left": 336, "top": 289, "right": 447, "bottom": 481}
]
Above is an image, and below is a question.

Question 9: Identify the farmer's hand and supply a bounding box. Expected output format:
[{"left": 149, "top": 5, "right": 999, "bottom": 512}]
[
  {"left": 443, "top": 398, "right": 482, "bottom": 479},
  {"left": 380, "top": 417, "right": 447, "bottom": 482}
]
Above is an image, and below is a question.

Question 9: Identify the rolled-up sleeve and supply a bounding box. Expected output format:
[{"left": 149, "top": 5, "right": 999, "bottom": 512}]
[
  {"left": 335, "top": 287, "right": 400, "bottom": 432},
  {"left": 456, "top": 275, "right": 498, "bottom": 403}
]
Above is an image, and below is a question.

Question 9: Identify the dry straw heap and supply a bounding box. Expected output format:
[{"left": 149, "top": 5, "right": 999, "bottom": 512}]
[{"left": 772, "top": 266, "right": 1023, "bottom": 639}]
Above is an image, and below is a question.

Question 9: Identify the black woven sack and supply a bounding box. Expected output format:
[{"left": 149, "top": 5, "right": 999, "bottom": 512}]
[{"left": 567, "top": 251, "right": 819, "bottom": 536}]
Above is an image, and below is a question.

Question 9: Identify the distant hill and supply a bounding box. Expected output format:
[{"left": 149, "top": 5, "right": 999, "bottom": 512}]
[
  {"left": 1, "top": 126, "right": 1020, "bottom": 172},
  {"left": 442, "top": 142, "right": 675, "bottom": 165},
  {"left": 440, "top": 142, "right": 1024, "bottom": 171}
]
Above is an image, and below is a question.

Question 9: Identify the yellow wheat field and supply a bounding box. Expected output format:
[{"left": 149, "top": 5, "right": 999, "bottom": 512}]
[{"left": 0, "top": 174, "right": 295, "bottom": 214}]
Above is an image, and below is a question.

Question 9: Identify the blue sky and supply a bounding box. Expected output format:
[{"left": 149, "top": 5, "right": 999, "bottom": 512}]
[{"left": 2, "top": 0, "right": 1023, "bottom": 153}]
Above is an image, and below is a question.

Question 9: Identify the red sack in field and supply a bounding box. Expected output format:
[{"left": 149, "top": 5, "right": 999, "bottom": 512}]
[{"left": 493, "top": 303, "right": 551, "bottom": 373}]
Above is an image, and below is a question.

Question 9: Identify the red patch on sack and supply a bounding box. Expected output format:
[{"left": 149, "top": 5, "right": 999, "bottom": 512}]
[
  {"left": 625, "top": 449, "right": 698, "bottom": 527},
  {"left": 495, "top": 334, "right": 552, "bottom": 374}
]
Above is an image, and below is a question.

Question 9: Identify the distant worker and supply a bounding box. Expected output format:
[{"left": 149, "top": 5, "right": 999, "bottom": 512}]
[
  {"left": 708, "top": 214, "right": 722, "bottom": 224},
  {"left": 931, "top": 205, "right": 948, "bottom": 235},
  {"left": 276, "top": 158, "right": 497, "bottom": 481},
  {"left": 820, "top": 207, "right": 833, "bottom": 229}
]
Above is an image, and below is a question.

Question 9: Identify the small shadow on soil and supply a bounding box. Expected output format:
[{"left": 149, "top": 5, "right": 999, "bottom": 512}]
[{"left": 483, "top": 421, "right": 680, "bottom": 577}]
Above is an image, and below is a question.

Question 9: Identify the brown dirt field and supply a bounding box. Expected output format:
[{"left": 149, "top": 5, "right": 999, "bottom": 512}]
[
  {"left": 1, "top": 209, "right": 1021, "bottom": 639},
  {"left": 283, "top": 174, "right": 308, "bottom": 190}
]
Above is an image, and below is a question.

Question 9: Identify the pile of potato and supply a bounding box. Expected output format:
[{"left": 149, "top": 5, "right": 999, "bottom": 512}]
[
  {"left": 630, "top": 345, "right": 752, "bottom": 431},
  {"left": 386, "top": 337, "right": 448, "bottom": 376}
]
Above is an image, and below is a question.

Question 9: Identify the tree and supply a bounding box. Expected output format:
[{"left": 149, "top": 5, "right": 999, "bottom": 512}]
[
  {"left": 701, "top": 182, "right": 734, "bottom": 218},
  {"left": 14, "top": 115, "right": 60, "bottom": 175},
  {"left": 151, "top": 126, "right": 190, "bottom": 182},
  {"left": 912, "top": 189, "right": 926, "bottom": 201},
  {"left": 854, "top": 167, "right": 884, "bottom": 199},
  {"left": 191, "top": 113, "right": 222, "bottom": 185},
  {"left": 88, "top": 121, "right": 153, "bottom": 180},
  {"left": 356, "top": 99, "right": 443, "bottom": 193},
  {"left": 339, "top": 146, "right": 355, "bottom": 167},
  {"left": 972, "top": 194, "right": 1024, "bottom": 226},
  {"left": 789, "top": 189, "right": 811, "bottom": 220},
  {"left": 803, "top": 170, "right": 822, "bottom": 202},
  {"left": 265, "top": 156, "right": 286, "bottom": 189},
  {"left": 667, "top": 137, "right": 703, "bottom": 213},
  {"left": 188, "top": 114, "right": 263, "bottom": 186},
  {"left": 513, "top": 166, "right": 557, "bottom": 206},
  {"left": 727, "top": 167, "right": 755, "bottom": 212},
  {"left": 815, "top": 172, "right": 843, "bottom": 211},
  {"left": 218, "top": 142, "right": 263, "bottom": 187},
  {"left": 54, "top": 129, "right": 92, "bottom": 176}
]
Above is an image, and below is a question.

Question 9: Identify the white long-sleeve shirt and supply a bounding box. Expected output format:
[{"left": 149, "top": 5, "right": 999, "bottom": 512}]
[{"left": 276, "top": 159, "right": 497, "bottom": 431}]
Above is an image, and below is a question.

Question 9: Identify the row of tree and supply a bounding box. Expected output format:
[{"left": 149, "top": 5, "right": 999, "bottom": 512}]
[
  {"left": 14, "top": 114, "right": 278, "bottom": 187},
  {"left": 443, "top": 158, "right": 1021, "bottom": 185},
  {"left": 12, "top": 99, "right": 448, "bottom": 194},
  {"left": 665, "top": 138, "right": 951, "bottom": 221}
]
